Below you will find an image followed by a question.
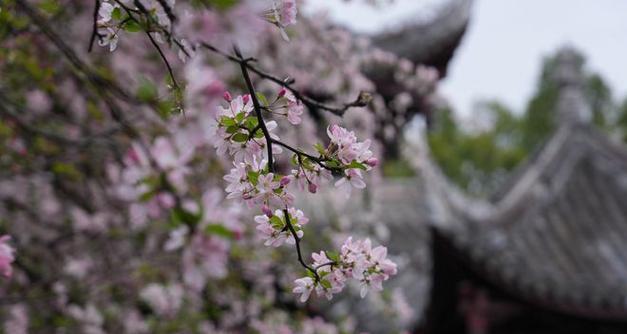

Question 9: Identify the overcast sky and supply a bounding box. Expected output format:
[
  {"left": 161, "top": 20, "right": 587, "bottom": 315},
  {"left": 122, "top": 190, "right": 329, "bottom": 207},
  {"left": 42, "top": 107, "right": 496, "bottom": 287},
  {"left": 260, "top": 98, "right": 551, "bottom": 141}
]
[{"left": 305, "top": 0, "right": 627, "bottom": 116}]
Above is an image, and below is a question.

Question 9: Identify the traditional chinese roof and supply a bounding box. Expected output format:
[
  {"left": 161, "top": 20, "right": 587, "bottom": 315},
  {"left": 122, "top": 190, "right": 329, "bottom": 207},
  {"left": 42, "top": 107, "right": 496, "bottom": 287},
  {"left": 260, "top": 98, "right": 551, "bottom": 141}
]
[
  {"left": 372, "top": 0, "right": 473, "bottom": 77},
  {"left": 423, "top": 47, "right": 627, "bottom": 319}
]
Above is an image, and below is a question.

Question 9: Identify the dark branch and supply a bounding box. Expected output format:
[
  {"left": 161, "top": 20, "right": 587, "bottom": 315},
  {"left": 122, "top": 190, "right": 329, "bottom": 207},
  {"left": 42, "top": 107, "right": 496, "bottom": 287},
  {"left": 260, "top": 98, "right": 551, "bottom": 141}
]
[
  {"left": 88, "top": 0, "right": 101, "bottom": 52},
  {"left": 234, "top": 46, "right": 275, "bottom": 172},
  {"left": 283, "top": 208, "right": 319, "bottom": 282},
  {"left": 146, "top": 29, "right": 179, "bottom": 89},
  {"left": 200, "top": 43, "right": 369, "bottom": 117}
]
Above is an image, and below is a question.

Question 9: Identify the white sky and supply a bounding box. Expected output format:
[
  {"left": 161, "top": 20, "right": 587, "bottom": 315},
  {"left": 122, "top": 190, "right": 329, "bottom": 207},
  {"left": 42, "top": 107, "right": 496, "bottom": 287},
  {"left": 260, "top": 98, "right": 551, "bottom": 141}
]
[{"left": 305, "top": 0, "right": 627, "bottom": 115}]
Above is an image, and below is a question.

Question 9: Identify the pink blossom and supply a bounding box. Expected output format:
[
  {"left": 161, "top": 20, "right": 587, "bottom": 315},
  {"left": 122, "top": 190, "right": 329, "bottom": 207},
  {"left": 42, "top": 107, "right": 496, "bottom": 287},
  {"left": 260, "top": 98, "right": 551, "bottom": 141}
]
[
  {"left": 255, "top": 215, "right": 287, "bottom": 247},
  {"left": 0, "top": 235, "right": 15, "bottom": 278},
  {"left": 164, "top": 225, "right": 189, "bottom": 251},
  {"left": 139, "top": 283, "right": 184, "bottom": 316},
  {"left": 183, "top": 234, "right": 230, "bottom": 290},
  {"left": 254, "top": 208, "right": 307, "bottom": 247},
  {"left": 334, "top": 168, "right": 366, "bottom": 198},
  {"left": 283, "top": 89, "right": 304, "bottom": 125},
  {"left": 26, "top": 90, "right": 52, "bottom": 114},
  {"left": 4, "top": 304, "right": 28, "bottom": 334},
  {"left": 294, "top": 237, "right": 397, "bottom": 302},
  {"left": 254, "top": 173, "right": 280, "bottom": 204},
  {"left": 277, "top": 0, "right": 297, "bottom": 27},
  {"left": 97, "top": 2, "right": 118, "bottom": 24},
  {"left": 224, "top": 162, "right": 252, "bottom": 200},
  {"left": 292, "top": 277, "right": 314, "bottom": 302}
]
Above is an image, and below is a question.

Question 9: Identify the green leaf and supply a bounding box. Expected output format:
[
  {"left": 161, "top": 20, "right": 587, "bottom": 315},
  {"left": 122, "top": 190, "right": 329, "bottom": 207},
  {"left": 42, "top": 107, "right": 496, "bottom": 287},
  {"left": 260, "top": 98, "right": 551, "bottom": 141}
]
[
  {"left": 170, "top": 207, "right": 202, "bottom": 227},
  {"left": 231, "top": 133, "right": 248, "bottom": 143},
  {"left": 346, "top": 161, "right": 367, "bottom": 170},
  {"left": 256, "top": 92, "right": 269, "bottom": 107},
  {"left": 225, "top": 125, "right": 239, "bottom": 134},
  {"left": 325, "top": 160, "right": 340, "bottom": 168},
  {"left": 245, "top": 116, "right": 258, "bottom": 130},
  {"left": 138, "top": 190, "right": 157, "bottom": 202},
  {"left": 51, "top": 162, "right": 82, "bottom": 181},
  {"left": 124, "top": 20, "right": 142, "bottom": 33},
  {"left": 320, "top": 279, "right": 332, "bottom": 289},
  {"left": 220, "top": 116, "right": 236, "bottom": 126},
  {"left": 111, "top": 7, "right": 122, "bottom": 20},
  {"left": 313, "top": 143, "right": 326, "bottom": 155},
  {"left": 204, "top": 224, "right": 234, "bottom": 239},
  {"left": 207, "top": 0, "right": 238, "bottom": 11},
  {"left": 39, "top": 0, "right": 60, "bottom": 14},
  {"left": 306, "top": 269, "right": 316, "bottom": 279},
  {"left": 136, "top": 79, "right": 158, "bottom": 102},
  {"left": 247, "top": 171, "right": 259, "bottom": 186},
  {"left": 269, "top": 216, "right": 283, "bottom": 229},
  {"left": 326, "top": 251, "right": 340, "bottom": 262},
  {"left": 235, "top": 112, "right": 246, "bottom": 123}
]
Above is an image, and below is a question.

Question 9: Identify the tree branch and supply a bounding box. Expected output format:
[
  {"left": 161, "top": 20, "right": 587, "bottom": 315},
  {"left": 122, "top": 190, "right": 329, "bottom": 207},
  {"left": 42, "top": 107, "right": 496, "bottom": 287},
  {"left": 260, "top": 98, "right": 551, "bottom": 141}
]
[
  {"left": 234, "top": 46, "right": 275, "bottom": 172},
  {"left": 283, "top": 208, "right": 319, "bottom": 282},
  {"left": 88, "top": 0, "right": 101, "bottom": 52}
]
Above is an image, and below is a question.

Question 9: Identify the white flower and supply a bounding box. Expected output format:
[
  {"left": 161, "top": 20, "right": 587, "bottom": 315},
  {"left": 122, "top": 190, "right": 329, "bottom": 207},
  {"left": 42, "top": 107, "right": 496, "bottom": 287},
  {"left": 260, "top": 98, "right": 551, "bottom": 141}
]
[
  {"left": 164, "top": 225, "right": 189, "bottom": 251},
  {"left": 292, "top": 277, "right": 314, "bottom": 302},
  {"left": 334, "top": 168, "right": 366, "bottom": 198},
  {"left": 98, "top": 27, "right": 119, "bottom": 52},
  {"left": 97, "top": 2, "right": 118, "bottom": 23}
]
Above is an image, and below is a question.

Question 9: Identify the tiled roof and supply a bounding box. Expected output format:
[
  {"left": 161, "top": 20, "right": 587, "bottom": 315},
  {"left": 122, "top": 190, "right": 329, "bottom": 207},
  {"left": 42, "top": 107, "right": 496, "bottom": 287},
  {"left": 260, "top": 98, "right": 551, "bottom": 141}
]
[
  {"left": 437, "top": 124, "right": 627, "bottom": 318},
  {"left": 428, "top": 46, "right": 627, "bottom": 318}
]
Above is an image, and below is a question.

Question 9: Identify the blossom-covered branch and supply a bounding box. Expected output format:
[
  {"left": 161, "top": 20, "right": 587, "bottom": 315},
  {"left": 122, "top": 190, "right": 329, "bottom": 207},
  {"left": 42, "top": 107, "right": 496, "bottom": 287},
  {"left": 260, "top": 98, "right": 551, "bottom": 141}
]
[{"left": 213, "top": 47, "right": 396, "bottom": 300}]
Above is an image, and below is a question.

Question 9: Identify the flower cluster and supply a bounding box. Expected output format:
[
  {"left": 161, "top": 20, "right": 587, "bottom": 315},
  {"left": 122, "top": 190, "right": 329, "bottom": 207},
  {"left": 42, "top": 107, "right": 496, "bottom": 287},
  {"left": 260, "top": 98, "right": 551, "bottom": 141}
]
[
  {"left": 265, "top": 0, "right": 298, "bottom": 41},
  {"left": 213, "top": 89, "right": 396, "bottom": 303},
  {"left": 97, "top": 0, "right": 177, "bottom": 52},
  {"left": 293, "top": 238, "right": 397, "bottom": 302},
  {"left": 0, "top": 235, "right": 15, "bottom": 278},
  {"left": 97, "top": 0, "right": 298, "bottom": 53},
  {"left": 255, "top": 207, "right": 308, "bottom": 247}
]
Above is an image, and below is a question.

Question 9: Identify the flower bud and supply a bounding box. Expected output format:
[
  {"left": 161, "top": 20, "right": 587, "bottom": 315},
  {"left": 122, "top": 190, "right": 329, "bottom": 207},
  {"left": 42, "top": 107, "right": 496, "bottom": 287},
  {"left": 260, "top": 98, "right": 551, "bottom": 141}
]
[
  {"left": 278, "top": 87, "right": 287, "bottom": 97},
  {"left": 262, "top": 205, "right": 273, "bottom": 217},
  {"left": 243, "top": 94, "right": 251, "bottom": 105},
  {"left": 355, "top": 91, "right": 373, "bottom": 107},
  {"left": 223, "top": 91, "right": 232, "bottom": 102},
  {"left": 280, "top": 176, "right": 291, "bottom": 187},
  {"left": 366, "top": 158, "right": 379, "bottom": 167},
  {"left": 308, "top": 182, "right": 318, "bottom": 194}
]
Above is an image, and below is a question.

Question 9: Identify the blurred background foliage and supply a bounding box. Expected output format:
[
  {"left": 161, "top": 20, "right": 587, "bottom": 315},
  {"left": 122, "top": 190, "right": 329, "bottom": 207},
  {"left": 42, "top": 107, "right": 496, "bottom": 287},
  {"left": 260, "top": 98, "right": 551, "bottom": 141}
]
[{"left": 427, "top": 49, "right": 627, "bottom": 196}]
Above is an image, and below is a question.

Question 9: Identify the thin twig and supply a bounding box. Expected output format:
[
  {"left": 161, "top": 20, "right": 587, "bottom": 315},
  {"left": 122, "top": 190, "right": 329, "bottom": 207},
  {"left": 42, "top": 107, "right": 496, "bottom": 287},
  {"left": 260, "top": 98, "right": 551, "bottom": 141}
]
[
  {"left": 88, "top": 0, "right": 101, "bottom": 52},
  {"left": 283, "top": 208, "right": 319, "bottom": 281},
  {"left": 314, "top": 261, "right": 336, "bottom": 271},
  {"left": 199, "top": 43, "right": 368, "bottom": 117},
  {"left": 234, "top": 46, "right": 275, "bottom": 172},
  {"left": 146, "top": 30, "right": 179, "bottom": 89},
  {"left": 271, "top": 139, "right": 341, "bottom": 173}
]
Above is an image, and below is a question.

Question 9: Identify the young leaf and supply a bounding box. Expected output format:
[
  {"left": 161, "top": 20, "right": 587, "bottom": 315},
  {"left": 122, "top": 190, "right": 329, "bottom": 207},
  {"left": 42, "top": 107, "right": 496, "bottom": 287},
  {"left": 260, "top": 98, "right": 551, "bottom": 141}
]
[
  {"left": 124, "top": 20, "right": 142, "bottom": 33},
  {"left": 270, "top": 216, "right": 283, "bottom": 229},
  {"left": 326, "top": 251, "right": 340, "bottom": 263},
  {"left": 247, "top": 171, "right": 259, "bottom": 186},
  {"left": 204, "top": 224, "right": 234, "bottom": 239},
  {"left": 256, "top": 92, "right": 269, "bottom": 107},
  {"left": 231, "top": 133, "right": 248, "bottom": 143},
  {"left": 346, "top": 161, "right": 367, "bottom": 170}
]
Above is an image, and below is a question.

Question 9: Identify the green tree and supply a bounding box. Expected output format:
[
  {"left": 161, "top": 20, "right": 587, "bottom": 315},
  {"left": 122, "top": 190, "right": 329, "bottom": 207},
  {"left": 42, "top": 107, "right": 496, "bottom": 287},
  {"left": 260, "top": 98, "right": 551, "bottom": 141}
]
[{"left": 428, "top": 48, "right": 620, "bottom": 195}]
